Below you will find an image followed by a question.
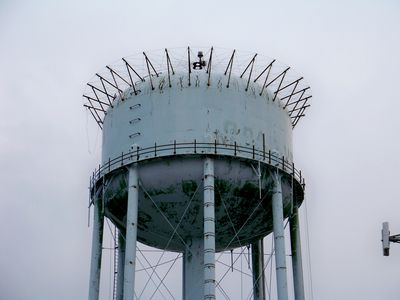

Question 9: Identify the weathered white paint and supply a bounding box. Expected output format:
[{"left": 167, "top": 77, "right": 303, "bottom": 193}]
[
  {"left": 102, "top": 72, "right": 292, "bottom": 165},
  {"left": 183, "top": 238, "right": 204, "bottom": 300},
  {"left": 88, "top": 49, "right": 306, "bottom": 300},
  {"left": 272, "top": 171, "right": 289, "bottom": 300},
  {"left": 203, "top": 158, "right": 215, "bottom": 300},
  {"left": 116, "top": 231, "right": 125, "bottom": 300},
  {"left": 123, "top": 166, "right": 139, "bottom": 300},
  {"left": 88, "top": 198, "right": 104, "bottom": 300},
  {"left": 290, "top": 206, "right": 305, "bottom": 300}
]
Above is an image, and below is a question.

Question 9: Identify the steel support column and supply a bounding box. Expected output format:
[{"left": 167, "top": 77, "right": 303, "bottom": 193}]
[
  {"left": 88, "top": 197, "right": 104, "bottom": 300},
  {"left": 123, "top": 166, "right": 139, "bottom": 300},
  {"left": 272, "top": 171, "right": 289, "bottom": 300},
  {"left": 117, "top": 230, "right": 126, "bottom": 300},
  {"left": 204, "top": 157, "right": 216, "bottom": 299},
  {"left": 183, "top": 238, "right": 204, "bottom": 300},
  {"left": 289, "top": 206, "right": 305, "bottom": 300},
  {"left": 251, "top": 239, "right": 266, "bottom": 300}
]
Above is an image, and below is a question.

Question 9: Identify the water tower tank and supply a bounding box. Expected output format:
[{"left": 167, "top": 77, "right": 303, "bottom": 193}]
[{"left": 85, "top": 47, "right": 311, "bottom": 300}]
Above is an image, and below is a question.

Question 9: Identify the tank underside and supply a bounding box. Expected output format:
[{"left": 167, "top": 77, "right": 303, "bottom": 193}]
[{"left": 97, "top": 155, "right": 303, "bottom": 252}]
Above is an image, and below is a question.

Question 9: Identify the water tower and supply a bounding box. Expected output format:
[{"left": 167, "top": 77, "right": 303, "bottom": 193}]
[{"left": 84, "top": 47, "right": 311, "bottom": 300}]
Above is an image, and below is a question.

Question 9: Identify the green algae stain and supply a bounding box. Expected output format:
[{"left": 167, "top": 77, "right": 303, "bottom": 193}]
[
  {"left": 233, "top": 181, "right": 259, "bottom": 199},
  {"left": 215, "top": 179, "right": 232, "bottom": 195},
  {"left": 181, "top": 180, "right": 198, "bottom": 197},
  {"left": 146, "top": 185, "right": 176, "bottom": 197}
]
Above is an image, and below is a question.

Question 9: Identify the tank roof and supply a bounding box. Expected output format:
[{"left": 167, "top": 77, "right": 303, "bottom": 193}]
[{"left": 83, "top": 47, "right": 312, "bottom": 129}]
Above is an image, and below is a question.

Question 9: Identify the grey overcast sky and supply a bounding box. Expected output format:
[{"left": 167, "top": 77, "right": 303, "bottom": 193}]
[{"left": 1, "top": 0, "right": 400, "bottom": 299}]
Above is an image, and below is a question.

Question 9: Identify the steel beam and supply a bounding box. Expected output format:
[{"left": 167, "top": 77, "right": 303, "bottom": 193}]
[
  {"left": 289, "top": 206, "right": 305, "bottom": 300},
  {"left": 123, "top": 166, "right": 139, "bottom": 300},
  {"left": 117, "top": 230, "right": 126, "bottom": 300},
  {"left": 251, "top": 239, "right": 266, "bottom": 300},
  {"left": 88, "top": 197, "right": 104, "bottom": 300},
  {"left": 204, "top": 158, "right": 216, "bottom": 300},
  {"left": 272, "top": 171, "right": 289, "bottom": 300}
]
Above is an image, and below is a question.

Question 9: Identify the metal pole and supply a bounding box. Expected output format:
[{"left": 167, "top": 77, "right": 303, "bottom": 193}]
[
  {"left": 117, "top": 230, "right": 126, "bottom": 300},
  {"left": 289, "top": 206, "right": 305, "bottom": 300},
  {"left": 251, "top": 239, "right": 266, "bottom": 300},
  {"left": 123, "top": 166, "right": 139, "bottom": 300},
  {"left": 204, "top": 157, "right": 216, "bottom": 300},
  {"left": 88, "top": 197, "right": 104, "bottom": 300},
  {"left": 272, "top": 171, "right": 289, "bottom": 300},
  {"left": 183, "top": 238, "right": 204, "bottom": 300}
]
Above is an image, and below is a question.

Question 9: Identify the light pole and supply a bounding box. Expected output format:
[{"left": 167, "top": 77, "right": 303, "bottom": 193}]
[{"left": 381, "top": 222, "right": 400, "bottom": 256}]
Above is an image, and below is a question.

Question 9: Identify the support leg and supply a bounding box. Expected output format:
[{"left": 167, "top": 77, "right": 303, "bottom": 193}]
[
  {"left": 272, "top": 171, "right": 289, "bottom": 300},
  {"left": 117, "top": 230, "right": 126, "bottom": 300},
  {"left": 251, "top": 239, "right": 265, "bottom": 300},
  {"left": 183, "top": 238, "right": 204, "bottom": 300},
  {"left": 123, "top": 166, "right": 139, "bottom": 300},
  {"left": 88, "top": 197, "right": 104, "bottom": 300},
  {"left": 204, "top": 158, "right": 216, "bottom": 300},
  {"left": 290, "top": 206, "right": 305, "bottom": 300}
]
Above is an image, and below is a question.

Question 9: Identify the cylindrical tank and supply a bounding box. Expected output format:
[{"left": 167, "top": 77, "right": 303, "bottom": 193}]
[
  {"left": 102, "top": 72, "right": 293, "bottom": 162},
  {"left": 86, "top": 48, "right": 308, "bottom": 252}
]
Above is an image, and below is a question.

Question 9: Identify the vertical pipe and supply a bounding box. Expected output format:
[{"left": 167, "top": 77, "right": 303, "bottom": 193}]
[
  {"left": 123, "top": 166, "right": 139, "bottom": 300},
  {"left": 290, "top": 206, "right": 305, "bottom": 300},
  {"left": 272, "top": 171, "right": 289, "bottom": 300},
  {"left": 183, "top": 238, "right": 204, "bottom": 300},
  {"left": 204, "top": 157, "right": 216, "bottom": 299},
  {"left": 251, "top": 239, "right": 265, "bottom": 300},
  {"left": 116, "top": 230, "right": 126, "bottom": 300},
  {"left": 88, "top": 197, "right": 104, "bottom": 300}
]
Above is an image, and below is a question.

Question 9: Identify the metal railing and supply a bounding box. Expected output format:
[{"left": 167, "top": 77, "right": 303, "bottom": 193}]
[{"left": 89, "top": 140, "right": 305, "bottom": 191}]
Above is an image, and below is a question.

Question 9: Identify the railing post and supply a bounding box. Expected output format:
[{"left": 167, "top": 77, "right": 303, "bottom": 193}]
[{"left": 262, "top": 133, "right": 266, "bottom": 160}]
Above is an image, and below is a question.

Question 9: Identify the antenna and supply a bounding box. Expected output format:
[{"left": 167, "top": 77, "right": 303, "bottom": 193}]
[{"left": 192, "top": 51, "right": 206, "bottom": 70}]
